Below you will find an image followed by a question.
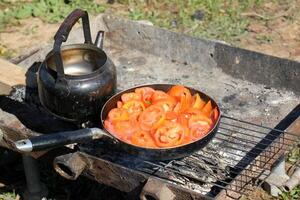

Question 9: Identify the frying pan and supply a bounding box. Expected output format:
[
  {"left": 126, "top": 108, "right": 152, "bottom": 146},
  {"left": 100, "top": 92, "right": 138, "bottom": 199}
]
[{"left": 14, "top": 84, "right": 220, "bottom": 161}]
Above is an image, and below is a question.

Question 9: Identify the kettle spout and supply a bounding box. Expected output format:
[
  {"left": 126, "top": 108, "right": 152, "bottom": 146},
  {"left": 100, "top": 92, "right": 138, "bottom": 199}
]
[{"left": 95, "top": 31, "right": 104, "bottom": 49}]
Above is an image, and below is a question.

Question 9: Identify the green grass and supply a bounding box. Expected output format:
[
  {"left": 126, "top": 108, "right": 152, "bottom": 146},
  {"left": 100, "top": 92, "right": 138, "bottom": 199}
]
[
  {"left": 121, "top": 0, "right": 264, "bottom": 43},
  {"left": 0, "top": 191, "right": 19, "bottom": 200},
  {"left": 0, "top": 0, "right": 106, "bottom": 30},
  {"left": 0, "top": 0, "right": 264, "bottom": 43},
  {"left": 280, "top": 186, "right": 300, "bottom": 200},
  {"left": 279, "top": 147, "right": 300, "bottom": 200}
]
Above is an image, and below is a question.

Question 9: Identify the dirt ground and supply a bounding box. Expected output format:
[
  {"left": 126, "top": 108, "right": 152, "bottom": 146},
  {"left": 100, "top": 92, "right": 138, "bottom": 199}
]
[{"left": 1, "top": 1, "right": 300, "bottom": 62}]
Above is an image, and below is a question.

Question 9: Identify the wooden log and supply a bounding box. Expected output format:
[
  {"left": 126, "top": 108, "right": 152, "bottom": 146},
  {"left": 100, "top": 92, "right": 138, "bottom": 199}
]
[{"left": 0, "top": 59, "right": 29, "bottom": 95}]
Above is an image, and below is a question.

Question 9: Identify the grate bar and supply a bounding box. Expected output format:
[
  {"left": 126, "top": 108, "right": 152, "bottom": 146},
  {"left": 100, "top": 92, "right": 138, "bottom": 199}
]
[
  {"left": 221, "top": 115, "right": 299, "bottom": 137},
  {"left": 218, "top": 125, "right": 291, "bottom": 146},
  {"left": 142, "top": 161, "right": 254, "bottom": 195},
  {"left": 220, "top": 121, "right": 297, "bottom": 143},
  {"left": 216, "top": 131, "right": 285, "bottom": 154},
  {"left": 213, "top": 135, "right": 282, "bottom": 159}
]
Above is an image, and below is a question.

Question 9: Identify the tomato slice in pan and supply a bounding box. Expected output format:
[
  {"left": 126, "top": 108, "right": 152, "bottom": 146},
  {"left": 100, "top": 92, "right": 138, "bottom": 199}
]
[
  {"left": 153, "top": 98, "right": 176, "bottom": 112},
  {"left": 131, "top": 130, "right": 156, "bottom": 148},
  {"left": 122, "top": 100, "right": 145, "bottom": 118},
  {"left": 210, "top": 107, "right": 219, "bottom": 122},
  {"left": 113, "top": 119, "right": 139, "bottom": 142},
  {"left": 190, "top": 124, "right": 211, "bottom": 141},
  {"left": 152, "top": 90, "right": 170, "bottom": 103},
  {"left": 152, "top": 122, "right": 186, "bottom": 147},
  {"left": 202, "top": 100, "right": 213, "bottom": 117},
  {"left": 135, "top": 87, "right": 155, "bottom": 106},
  {"left": 121, "top": 92, "right": 141, "bottom": 103},
  {"left": 165, "top": 111, "right": 177, "bottom": 121},
  {"left": 104, "top": 120, "right": 115, "bottom": 134},
  {"left": 138, "top": 105, "right": 165, "bottom": 131},
  {"left": 168, "top": 86, "right": 192, "bottom": 112},
  {"left": 188, "top": 114, "right": 212, "bottom": 128},
  {"left": 117, "top": 101, "right": 123, "bottom": 108},
  {"left": 177, "top": 113, "right": 190, "bottom": 128},
  {"left": 192, "top": 93, "right": 206, "bottom": 109},
  {"left": 167, "top": 85, "right": 192, "bottom": 102},
  {"left": 107, "top": 108, "right": 129, "bottom": 122}
]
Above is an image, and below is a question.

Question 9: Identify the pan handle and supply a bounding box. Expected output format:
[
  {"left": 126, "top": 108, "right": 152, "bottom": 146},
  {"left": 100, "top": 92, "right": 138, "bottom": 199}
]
[{"left": 14, "top": 128, "right": 114, "bottom": 152}]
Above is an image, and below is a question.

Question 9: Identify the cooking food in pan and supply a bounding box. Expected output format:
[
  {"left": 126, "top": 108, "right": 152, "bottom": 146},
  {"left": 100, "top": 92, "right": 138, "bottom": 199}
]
[{"left": 104, "top": 85, "right": 219, "bottom": 148}]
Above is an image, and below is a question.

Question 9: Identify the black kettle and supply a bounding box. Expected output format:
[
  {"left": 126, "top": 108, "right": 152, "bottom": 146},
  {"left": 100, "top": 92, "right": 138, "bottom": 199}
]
[{"left": 38, "top": 9, "right": 117, "bottom": 123}]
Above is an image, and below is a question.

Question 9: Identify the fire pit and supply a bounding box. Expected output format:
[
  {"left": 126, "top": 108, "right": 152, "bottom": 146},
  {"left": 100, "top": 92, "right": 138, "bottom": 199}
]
[{"left": 0, "top": 14, "right": 299, "bottom": 199}]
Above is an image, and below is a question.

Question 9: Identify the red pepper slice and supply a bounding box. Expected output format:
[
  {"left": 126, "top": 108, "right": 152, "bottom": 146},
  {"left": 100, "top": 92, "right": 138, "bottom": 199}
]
[{"left": 202, "top": 100, "right": 213, "bottom": 117}]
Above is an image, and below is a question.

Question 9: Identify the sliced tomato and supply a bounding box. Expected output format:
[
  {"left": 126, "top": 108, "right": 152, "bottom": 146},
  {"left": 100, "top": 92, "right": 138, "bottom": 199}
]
[
  {"left": 107, "top": 108, "right": 129, "bottom": 122},
  {"left": 167, "top": 85, "right": 192, "bottom": 102},
  {"left": 135, "top": 87, "right": 155, "bottom": 106},
  {"left": 202, "top": 100, "right": 213, "bottom": 116},
  {"left": 188, "top": 114, "right": 212, "bottom": 128},
  {"left": 153, "top": 98, "right": 176, "bottom": 112},
  {"left": 165, "top": 111, "right": 178, "bottom": 121},
  {"left": 190, "top": 124, "right": 211, "bottom": 141},
  {"left": 177, "top": 113, "right": 190, "bottom": 128},
  {"left": 117, "top": 101, "right": 123, "bottom": 108},
  {"left": 113, "top": 119, "right": 139, "bottom": 142},
  {"left": 152, "top": 90, "right": 170, "bottom": 103},
  {"left": 138, "top": 105, "right": 165, "bottom": 131},
  {"left": 152, "top": 122, "right": 186, "bottom": 147},
  {"left": 210, "top": 107, "right": 219, "bottom": 122},
  {"left": 104, "top": 120, "right": 115, "bottom": 134},
  {"left": 192, "top": 93, "right": 206, "bottom": 109},
  {"left": 131, "top": 130, "right": 156, "bottom": 148},
  {"left": 121, "top": 92, "right": 141, "bottom": 103},
  {"left": 185, "top": 108, "right": 202, "bottom": 115},
  {"left": 122, "top": 100, "right": 145, "bottom": 119},
  {"left": 168, "top": 86, "right": 192, "bottom": 112}
]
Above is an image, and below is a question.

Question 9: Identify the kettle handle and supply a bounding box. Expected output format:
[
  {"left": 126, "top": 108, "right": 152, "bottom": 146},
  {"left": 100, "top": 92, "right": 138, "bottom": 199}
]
[{"left": 53, "top": 9, "right": 92, "bottom": 79}]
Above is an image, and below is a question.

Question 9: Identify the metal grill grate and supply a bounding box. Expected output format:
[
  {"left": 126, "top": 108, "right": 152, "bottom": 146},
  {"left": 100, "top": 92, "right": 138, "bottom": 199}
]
[{"left": 134, "top": 115, "right": 299, "bottom": 199}]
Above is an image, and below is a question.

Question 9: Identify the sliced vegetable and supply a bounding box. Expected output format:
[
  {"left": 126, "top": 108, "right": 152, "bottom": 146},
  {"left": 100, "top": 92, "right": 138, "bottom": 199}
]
[
  {"left": 135, "top": 87, "right": 155, "bottom": 106},
  {"left": 153, "top": 98, "right": 176, "bottom": 112},
  {"left": 153, "top": 122, "right": 186, "bottom": 147},
  {"left": 121, "top": 92, "right": 141, "bottom": 103},
  {"left": 122, "top": 100, "right": 145, "bottom": 118},
  {"left": 138, "top": 105, "right": 165, "bottom": 131},
  {"left": 202, "top": 100, "right": 213, "bottom": 116},
  {"left": 114, "top": 119, "right": 138, "bottom": 142},
  {"left": 117, "top": 101, "right": 123, "bottom": 108},
  {"left": 152, "top": 90, "right": 170, "bottom": 103},
  {"left": 107, "top": 108, "right": 129, "bottom": 122},
  {"left": 131, "top": 131, "right": 156, "bottom": 148},
  {"left": 188, "top": 114, "right": 212, "bottom": 128},
  {"left": 192, "top": 93, "right": 206, "bottom": 109},
  {"left": 211, "top": 107, "right": 219, "bottom": 122},
  {"left": 190, "top": 124, "right": 211, "bottom": 141}
]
